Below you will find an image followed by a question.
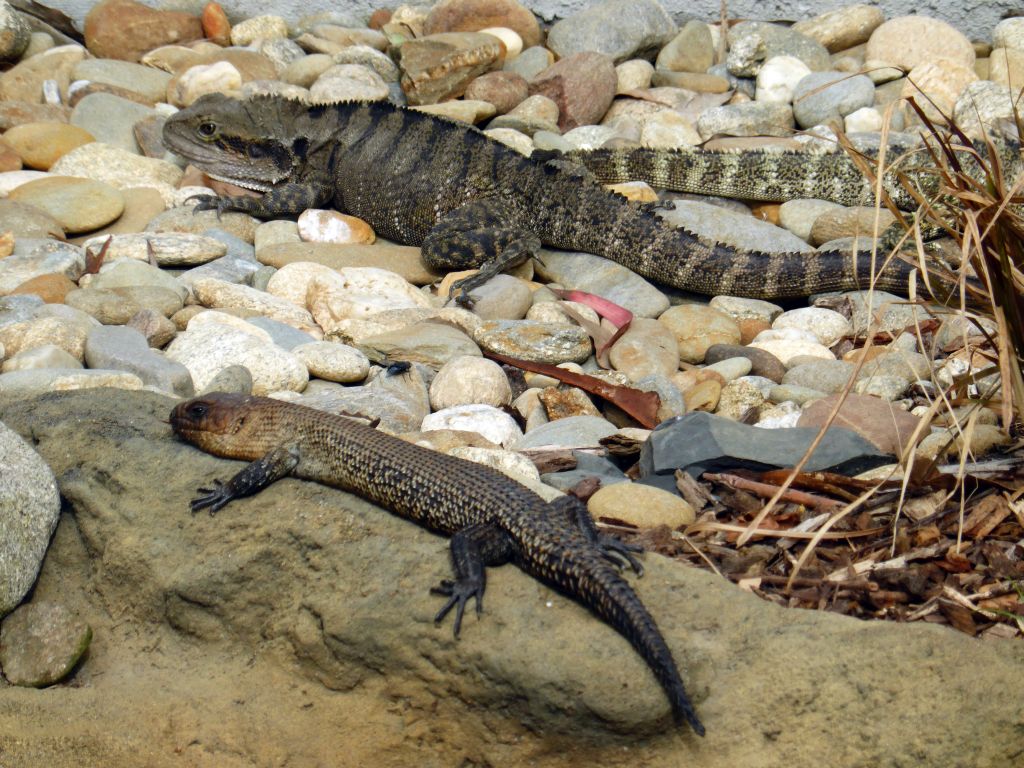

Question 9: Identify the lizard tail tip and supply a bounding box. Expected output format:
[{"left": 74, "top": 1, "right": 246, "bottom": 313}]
[{"left": 674, "top": 699, "right": 705, "bottom": 736}]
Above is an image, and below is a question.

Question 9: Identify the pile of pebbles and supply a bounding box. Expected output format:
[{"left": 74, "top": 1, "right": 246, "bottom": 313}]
[{"left": 0, "top": 0, "right": 1014, "bottom": 527}]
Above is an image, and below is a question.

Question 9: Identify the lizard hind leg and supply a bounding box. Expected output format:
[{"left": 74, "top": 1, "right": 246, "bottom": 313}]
[
  {"left": 431, "top": 521, "right": 515, "bottom": 637},
  {"left": 548, "top": 493, "right": 645, "bottom": 576},
  {"left": 421, "top": 199, "right": 542, "bottom": 305}
]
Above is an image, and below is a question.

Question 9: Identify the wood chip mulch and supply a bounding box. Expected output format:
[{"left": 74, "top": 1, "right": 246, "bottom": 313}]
[{"left": 599, "top": 452, "right": 1024, "bottom": 640}]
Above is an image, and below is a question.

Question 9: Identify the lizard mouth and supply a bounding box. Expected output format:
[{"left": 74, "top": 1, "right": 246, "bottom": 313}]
[{"left": 203, "top": 171, "right": 274, "bottom": 193}]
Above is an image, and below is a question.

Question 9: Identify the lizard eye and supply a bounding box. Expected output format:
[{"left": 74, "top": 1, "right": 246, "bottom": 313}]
[
  {"left": 186, "top": 402, "right": 209, "bottom": 419},
  {"left": 197, "top": 121, "right": 218, "bottom": 138}
]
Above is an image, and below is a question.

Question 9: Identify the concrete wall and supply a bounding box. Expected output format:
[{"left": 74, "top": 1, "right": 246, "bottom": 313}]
[{"left": 46, "top": 0, "right": 1018, "bottom": 45}]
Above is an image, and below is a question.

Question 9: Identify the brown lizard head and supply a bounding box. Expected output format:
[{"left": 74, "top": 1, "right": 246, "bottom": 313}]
[
  {"left": 162, "top": 94, "right": 306, "bottom": 191},
  {"left": 170, "top": 392, "right": 278, "bottom": 461}
]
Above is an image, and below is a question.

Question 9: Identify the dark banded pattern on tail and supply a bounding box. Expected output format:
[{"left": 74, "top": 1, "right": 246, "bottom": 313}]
[
  {"left": 534, "top": 168, "right": 916, "bottom": 299},
  {"left": 512, "top": 531, "right": 704, "bottom": 732}
]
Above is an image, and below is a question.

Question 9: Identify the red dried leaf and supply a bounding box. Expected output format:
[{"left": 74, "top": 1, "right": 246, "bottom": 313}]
[{"left": 483, "top": 350, "right": 661, "bottom": 428}]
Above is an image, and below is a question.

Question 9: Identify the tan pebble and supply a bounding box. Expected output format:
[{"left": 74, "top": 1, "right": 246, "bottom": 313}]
[
  {"left": 3, "top": 122, "right": 95, "bottom": 171},
  {"left": 683, "top": 378, "right": 721, "bottom": 412},
  {"left": 916, "top": 425, "right": 1010, "bottom": 462},
  {"left": 201, "top": 2, "right": 231, "bottom": 46},
  {"left": 0, "top": 230, "right": 12, "bottom": 258},
  {"left": 68, "top": 187, "right": 167, "bottom": 246},
  {"left": 672, "top": 368, "right": 724, "bottom": 392},
  {"left": 8, "top": 176, "right": 124, "bottom": 235},
  {"left": 842, "top": 345, "right": 890, "bottom": 363},
  {"left": 9, "top": 273, "right": 77, "bottom": 303},
  {"left": 658, "top": 304, "right": 741, "bottom": 364},
  {"left": 606, "top": 181, "right": 659, "bottom": 203},
  {"left": 0, "top": 138, "right": 21, "bottom": 172},
  {"left": 430, "top": 355, "right": 512, "bottom": 410},
  {"left": 738, "top": 318, "right": 771, "bottom": 345},
  {"left": 588, "top": 482, "right": 695, "bottom": 529},
  {"left": 900, "top": 58, "right": 978, "bottom": 124},
  {"left": 438, "top": 269, "right": 480, "bottom": 299},
  {"left": 865, "top": 16, "right": 975, "bottom": 71},
  {"left": 412, "top": 100, "right": 497, "bottom": 124},
  {"left": 479, "top": 27, "right": 523, "bottom": 59},
  {"left": 750, "top": 203, "right": 780, "bottom": 225},
  {"left": 297, "top": 209, "right": 376, "bottom": 245},
  {"left": 171, "top": 61, "right": 243, "bottom": 107}
]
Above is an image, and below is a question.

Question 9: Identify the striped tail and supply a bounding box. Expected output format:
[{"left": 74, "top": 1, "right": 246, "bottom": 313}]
[{"left": 531, "top": 545, "right": 705, "bottom": 734}]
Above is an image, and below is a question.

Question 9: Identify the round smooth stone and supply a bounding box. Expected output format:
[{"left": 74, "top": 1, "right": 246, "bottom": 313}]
[
  {"left": 8, "top": 176, "right": 124, "bottom": 235},
  {"left": 2, "top": 122, "right": 95, "bottom": 171}
]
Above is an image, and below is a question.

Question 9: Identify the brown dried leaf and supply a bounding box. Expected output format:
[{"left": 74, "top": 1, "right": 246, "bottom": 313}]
[{"left": 938, "top": 599, "right": 978, "bottom": 635}]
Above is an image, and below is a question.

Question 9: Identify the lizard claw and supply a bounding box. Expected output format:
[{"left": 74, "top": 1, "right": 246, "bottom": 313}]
[
  {"left": 598, "top": 535, "right": 645, "bottom": 576},
  {"left": 639, "top": 199, "right": 676, "bottom": 214},
  {"left": 431, "top": 576, "right": 484, "bottom": 638},
  {"left": 190, "top": 479, "right": 233, "bottom": 516},
  {"left": 184, "top": 193, "right": 227, "bottom": 219}
]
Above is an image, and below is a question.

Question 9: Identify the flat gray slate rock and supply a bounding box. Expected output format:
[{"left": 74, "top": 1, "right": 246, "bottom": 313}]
[
  {"left": 541, "top": 451, "right": 628, "bottom": 491},
  {"left": 639, "top": 411, "right": 892, "bottom": 488}
]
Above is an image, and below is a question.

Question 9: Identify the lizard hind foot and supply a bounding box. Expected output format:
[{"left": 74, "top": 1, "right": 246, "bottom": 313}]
[
  {"left": 598, "top": 535, "right": 645, "bottom": 576},
  {"left": 430, "top": 576, "right": 485, "bottom": 638}
]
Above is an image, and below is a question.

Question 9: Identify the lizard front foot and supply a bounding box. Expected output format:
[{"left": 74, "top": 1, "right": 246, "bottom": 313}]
[
  {"left": 190, "top": 479, "right": 233, "bottom": 515},
  {"left": 184, "top": 193, "right": 229, "bottom": 219},
  {"left": 431, "top": 576, "right": 485, "bottom": 638}
]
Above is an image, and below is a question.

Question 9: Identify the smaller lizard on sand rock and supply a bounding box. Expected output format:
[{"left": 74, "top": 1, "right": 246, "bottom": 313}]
[{"left": 170, "top": 393, "right": 706, "bottom": 734}]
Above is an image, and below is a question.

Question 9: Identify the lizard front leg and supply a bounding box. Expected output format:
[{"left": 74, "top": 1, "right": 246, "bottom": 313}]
[
  {"left": 188, "top": 174, "right": 334, "bottom": 219},
  {"left": 420, "top": 199, "right": 542, "bottom": 305},
  {"left": 190, "top": 444, "right": 299, "bottom": 515}
]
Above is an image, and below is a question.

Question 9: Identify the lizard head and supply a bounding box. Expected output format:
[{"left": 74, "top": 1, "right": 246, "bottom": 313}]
[
  {"left": 162, "top": 94, "right": 307, "bottom": 191},
  {"left": 170, "top": 392, "right": 272, "bottom": 460}
]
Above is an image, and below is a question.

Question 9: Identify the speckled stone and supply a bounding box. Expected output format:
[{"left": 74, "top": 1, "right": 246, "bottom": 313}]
[
  {"left": 0, "top": 421, "right": 60, "bottom": 616},
  {"left": 82, "top": 232, "right": 228, "bottom": 268},
  {"left": 429, "top": 355, "right": 512, "bottom": 409},
  {"left": 192, "top": 277, "right": 319, "bottom": 334},
  {"left": 50, "top": 142, "right": 183, "bottom": 203},
  {"left": 165, "top": 321, "right": 308, "bottom": 395},
  {"left": 474, "top": 319, "right": 592, "bottom": 364}
]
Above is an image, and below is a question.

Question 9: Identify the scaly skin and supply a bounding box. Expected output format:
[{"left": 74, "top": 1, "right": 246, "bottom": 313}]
[
  {"left": 565, "top": 136, "right": 1023, "bottom": 208},
  {"left": 170, "top": 393, "right": 705, "bottom": 734},
  {"left": 162, "top": 93, "right": 917, "bottom": 300}
]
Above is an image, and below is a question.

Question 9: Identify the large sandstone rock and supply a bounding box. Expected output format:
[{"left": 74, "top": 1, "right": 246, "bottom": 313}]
[{"left": 0, "top": 390, "right": 1020, "bottom": 766}]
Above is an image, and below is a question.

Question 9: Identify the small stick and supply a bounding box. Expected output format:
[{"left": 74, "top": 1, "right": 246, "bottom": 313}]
[
  {"left": 703, "top": 472, "right": 843, "bottom": 510},
  {"left": 755, "top": 574, "right": 876, "bottom": 590}
]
